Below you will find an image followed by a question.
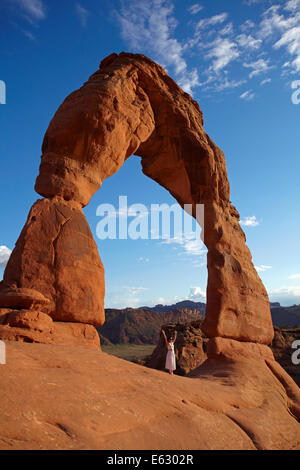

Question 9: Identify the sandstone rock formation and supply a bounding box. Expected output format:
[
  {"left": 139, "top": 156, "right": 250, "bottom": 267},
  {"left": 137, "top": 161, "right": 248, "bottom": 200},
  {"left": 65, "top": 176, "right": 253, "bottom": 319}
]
[
  {"left": 147, "top": 322, "right": 300, "bottom": 388},
  {"left": 146, "top": 321, "right": 208, "bottom": 375},
  {"left": 0, "top": 310, "right": 100, "bottom": 349},
  {"left": 0, "top": 52, "right": 273, "bottom": 350},
  {"left": 3, "top": 197, "right": 105, "bottom": 326},
  {"left": 0, "top": 341, "right": 299, "bottom": 450},
  {"left": 0, "top": 52, "right": 299, "bottom": 450},
  {"left": 0, "top": 286, "right": 50, "bottom": 310}
]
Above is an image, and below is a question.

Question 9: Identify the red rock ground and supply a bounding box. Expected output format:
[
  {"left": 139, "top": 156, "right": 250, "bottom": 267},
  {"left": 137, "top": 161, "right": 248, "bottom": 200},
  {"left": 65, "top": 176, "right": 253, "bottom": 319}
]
[{"left": 0, "top": 341, "right": 299, "bottom": 450}]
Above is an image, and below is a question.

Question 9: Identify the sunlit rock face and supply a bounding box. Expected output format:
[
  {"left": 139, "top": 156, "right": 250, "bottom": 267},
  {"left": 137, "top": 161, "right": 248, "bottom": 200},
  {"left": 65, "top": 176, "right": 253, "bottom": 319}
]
[{"left": 0, "top": 52, "right": 273, "bottom": 347}]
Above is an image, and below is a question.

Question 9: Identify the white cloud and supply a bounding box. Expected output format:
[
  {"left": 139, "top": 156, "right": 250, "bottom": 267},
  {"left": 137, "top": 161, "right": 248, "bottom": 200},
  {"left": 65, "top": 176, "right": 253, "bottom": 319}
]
[
  {"left": 240, "top": 19, "right": 255, "bottom": 32},
  {"left": 22, "top": 30, "right": 35, "bottom": 40},
  {"left": 260, "top": 77, "right": 271, "bottom": 85},
  {"left": 0, "top": 246, "right": 12, "bottom": 268},
  {"left": 243, "top": 0, "right": 264, "bottom": 5},
  {"left": 274, "top": 26, "right": 300, "bottom": 72},
  {"left": 284, "top": 0, "right": 300, "bottom": 12},
  {"left": 206, "top": 37, "right": 239, "bottom": 73},
  {"left": 160, "top": 232, "right": 206, "bottom": 257},
  {"left": 189, "top": 286, "right": 206, "bottom": 300},
  {"left": 240, "top": 215, "right": 259, "bottom": 226},
  {"left": 269, "top": 285, "right": 300, "bottom": 305},
  {"left": 236, "top": 34, "right": 262, "bottom": 50},
  {"left": 213, "top": 77, "right": 247, "bottom": 91},
  {"left": 258, "top": 6, "right": 291, "bottom": 39},
  {"left": 183, "top": 239, "right": 206, "bottom": 256},
  {"left": 122, "top": 286, "right": 148, "bottom": 295},
  {"left": 117, "top": 0, "right": 199, "bottom": 93},
  {"left": 196, "top": 13, "right": 228, "bottom": 31},
  {"left": 255, "top": 3, "right": 300, "bottom": 73},
  {"left": 259, "top": 4, "right": 300, "bottom": 37},
  {"left": 116, "top": 0, "right": 300, "bottom": 97},
  {"left": 272, "top": 286, "right": 300, "bottom": 295},
  {"left": 138, "top": 257, "right": 150, "bottom": 262},
  {"left": 188, "top": 4, "right": 203, "bottom": 15},
  {"left": 239, "top": 90, "right": 255, "bottom": 101},
  {"left": 178, "top": 68, "right": 200, "bottom": 94},
  {"left": 75, "top": 3, "right": 89, "bottom": 27},
  {"left": 118, "top": 0, "right": 185, "bottom": 74},
  {"left": 255, "top": 265, "right": 272, "bottom": 273},
  {"left": 16, "top": 0, "right": 46, "bottom": 21},
  {"left": 219, "top": 23, "right": 234, "bottom": 36},
  {"left": 105, "top": 285, "right": 149, "bottom": 308},
  {"left": 185, "top": 13, "right": 229, "bottom": 51},
  {"left": 288, "top": 274, "right": 300, "bottom": 279},
  {"left": 105, "top": 295, "right": 141, "bottom": 309},
  {"left": 243, "top": 58, "right": 273, "bottom": 78}
]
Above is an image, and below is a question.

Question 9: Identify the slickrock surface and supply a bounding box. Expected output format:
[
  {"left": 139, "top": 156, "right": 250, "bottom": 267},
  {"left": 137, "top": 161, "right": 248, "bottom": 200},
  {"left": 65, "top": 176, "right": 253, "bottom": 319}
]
[{"left": 0, "top": 341, "right": 299, "bottom": 450}]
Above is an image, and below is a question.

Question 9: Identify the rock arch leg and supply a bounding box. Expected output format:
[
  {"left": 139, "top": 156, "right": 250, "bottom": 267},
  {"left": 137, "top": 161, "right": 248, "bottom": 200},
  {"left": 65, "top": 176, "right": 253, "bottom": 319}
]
[{"left": 0, "top": 52, "right": 273, "bottom": 348}]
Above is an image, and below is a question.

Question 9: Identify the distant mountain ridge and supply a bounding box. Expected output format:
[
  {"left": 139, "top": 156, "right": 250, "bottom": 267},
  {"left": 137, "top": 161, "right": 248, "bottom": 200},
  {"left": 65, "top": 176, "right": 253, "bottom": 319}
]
[
  {"left": 141, "top": 300, "right": 300, "bottom": 327},
  {"left": 98, "top": 307, "right": 203, "bottom": 345},
  {"left": 98, "top": 301, "right": 300, "bottom": 345},
  {"left": 141, "top": 300, "right": 206, "bottom": 314},
  {"left": 270, "top": 304, "right": 300, "bottom": 327}
]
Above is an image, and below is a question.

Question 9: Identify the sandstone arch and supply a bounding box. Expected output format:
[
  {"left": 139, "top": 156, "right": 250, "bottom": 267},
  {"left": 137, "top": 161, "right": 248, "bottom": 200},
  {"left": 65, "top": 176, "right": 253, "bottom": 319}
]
[{"left": 0, "top": 52, "right": 273, "bottom": 347}]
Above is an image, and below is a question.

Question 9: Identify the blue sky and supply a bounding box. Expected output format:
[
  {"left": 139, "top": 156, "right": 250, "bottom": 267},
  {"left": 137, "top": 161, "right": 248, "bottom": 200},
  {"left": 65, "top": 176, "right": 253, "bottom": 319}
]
[{"left": 0, "top": 0, "right": 300, "bottom": 308}]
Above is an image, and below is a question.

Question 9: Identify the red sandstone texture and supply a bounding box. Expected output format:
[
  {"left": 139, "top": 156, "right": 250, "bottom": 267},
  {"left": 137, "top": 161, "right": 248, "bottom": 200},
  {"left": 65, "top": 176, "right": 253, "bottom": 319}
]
[
  {"left": 0, "top": 341, "right": 299, "bottom": 450},
  {"left": 0, "top": 310, "right": 100, "bottom": 350},
  {"left": 146, "top": 321, "right": 208, "bottom": 375},
  {"left": 2, "top": 197, "right": 105, "bottom": 327},
  {"left": 1, "top": 52, "right": 273, "bottom": 347},
  {"left": 0, "top": 286, "right": 50, "bottom": 310}
]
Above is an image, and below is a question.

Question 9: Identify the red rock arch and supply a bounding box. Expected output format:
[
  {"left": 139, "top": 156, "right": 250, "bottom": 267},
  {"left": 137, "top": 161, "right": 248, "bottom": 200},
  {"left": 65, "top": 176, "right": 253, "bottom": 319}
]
[{"left": 0, "top": 53, "right": 273, "bottom": 347}]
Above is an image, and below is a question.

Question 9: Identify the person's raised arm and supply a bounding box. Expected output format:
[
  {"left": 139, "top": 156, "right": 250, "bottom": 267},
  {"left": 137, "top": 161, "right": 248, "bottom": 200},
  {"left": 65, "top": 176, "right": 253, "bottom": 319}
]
[{"left": 161, "top": 329, "right": 168, "bottom": 347}]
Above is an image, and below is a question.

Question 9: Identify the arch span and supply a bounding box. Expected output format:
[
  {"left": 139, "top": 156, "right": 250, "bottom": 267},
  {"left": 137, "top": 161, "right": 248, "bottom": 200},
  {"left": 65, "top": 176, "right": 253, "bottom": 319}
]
[{"left": 1, "top": 52, "right": 273, "bottom": 345}]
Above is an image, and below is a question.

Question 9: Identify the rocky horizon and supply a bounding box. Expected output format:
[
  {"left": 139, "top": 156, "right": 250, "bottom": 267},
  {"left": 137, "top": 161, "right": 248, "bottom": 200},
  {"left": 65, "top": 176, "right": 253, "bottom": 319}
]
[{"left": 98, "top": 301, "right": 300, "bottom": 346}]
